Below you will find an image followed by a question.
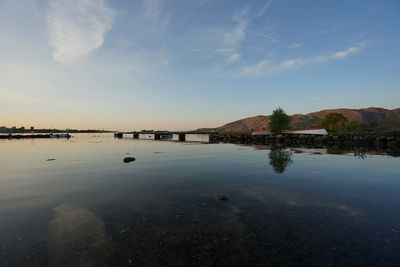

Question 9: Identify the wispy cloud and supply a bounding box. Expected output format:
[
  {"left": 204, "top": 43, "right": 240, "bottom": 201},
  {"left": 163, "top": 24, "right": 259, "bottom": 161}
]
[
  {"left": 226, "top": 53, "right": 241, "bottom": 63},
  {"left": 222, "top": 20, "right": 247, "bottom": 52},
  {"left": 240, "top": 43, "right": 364, "bottom": 77},
  {"left": 220, "top": 2, "right": 271, "bottom": 53},
  {"left": 288, "top": 43, "right": 301, "bottom": 48},
  {"left": 137, "top": 0, "right": 170, "bottom": 43},
  {"left": 278, "top": 58, "right": 302, "bottom": 69},
  {"left": 241, "top": 60, "right": 269, "bottom": 76},
  {"left": 46, "top": 0, "right": 116, "bottom": 64},
  {"left": 0, "top": 88, "right": 44, "bottom": 103},
  {"left": 332, "top": 46, "right": 360, "bottom": 59},
  {"left": 142, "top": 0, "right": 162, "bottom": 19}
]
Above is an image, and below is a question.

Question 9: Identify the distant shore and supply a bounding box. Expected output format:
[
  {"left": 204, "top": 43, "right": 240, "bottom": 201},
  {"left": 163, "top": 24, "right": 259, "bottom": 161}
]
[{"left": 0, "top": 129, "right": 112, "bottom": 134}]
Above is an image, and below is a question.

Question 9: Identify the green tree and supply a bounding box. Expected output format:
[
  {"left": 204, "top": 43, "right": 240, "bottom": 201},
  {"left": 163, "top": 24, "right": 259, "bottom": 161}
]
[
  {"left": 345, "top": 120, "right": 358, "bottom": 132},
  {"left": 320, "top": 113, "right": 348, "bottom": 131},
  {"left": 369, "top": 122, "right": 378, "bottom": 131},
  {"left": 269, "top": 108, "right": 291, "bottom": 133},
  {"left": 358, "top": 123, "right": 369, "bottom": 133}
]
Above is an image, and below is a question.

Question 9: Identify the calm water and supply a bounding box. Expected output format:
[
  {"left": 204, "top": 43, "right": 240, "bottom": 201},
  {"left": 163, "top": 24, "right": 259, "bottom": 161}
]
[{"left": 0, "top": 133, "right": 399, "bottom": 266}]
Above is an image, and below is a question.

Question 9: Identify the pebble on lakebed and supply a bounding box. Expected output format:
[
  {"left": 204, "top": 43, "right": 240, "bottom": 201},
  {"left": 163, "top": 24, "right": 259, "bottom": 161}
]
[
  {"left": 217, "top": 195, "right": 229, "bottom": 202},
  {"left": 123, "top": 157, "right": 136, "bottom": 163}
]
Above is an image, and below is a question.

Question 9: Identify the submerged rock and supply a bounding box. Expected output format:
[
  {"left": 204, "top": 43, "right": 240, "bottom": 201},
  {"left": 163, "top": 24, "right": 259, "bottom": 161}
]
[
  {"left": 217, "top": 195, "right": 229, "bottom": 202},
  {"left": 123, "top": 157, "right": 136, "bottom": 163}
]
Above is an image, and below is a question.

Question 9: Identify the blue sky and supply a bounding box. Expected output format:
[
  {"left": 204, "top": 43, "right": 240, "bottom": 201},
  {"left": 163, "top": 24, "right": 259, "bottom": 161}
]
[{"left": 0, "top": 0, "right": 399, "bottom": 130}]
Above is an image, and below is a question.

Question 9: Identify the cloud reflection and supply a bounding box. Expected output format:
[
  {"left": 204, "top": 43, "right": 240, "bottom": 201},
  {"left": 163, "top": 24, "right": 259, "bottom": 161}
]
[
  {"left": 241, "top": 187, "right": 361, "bottom": 218},
  {"left": 48, "top": 203, "right": 110, "bottom": 266}
]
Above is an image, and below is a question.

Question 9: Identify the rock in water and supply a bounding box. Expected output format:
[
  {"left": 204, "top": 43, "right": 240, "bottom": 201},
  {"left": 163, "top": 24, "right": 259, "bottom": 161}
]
[
  {"left": 123, "top": 157, "right": 136, "bottom": 163},
  {"left": 217, "top": 195, "right": 229, "bottom": 202}
]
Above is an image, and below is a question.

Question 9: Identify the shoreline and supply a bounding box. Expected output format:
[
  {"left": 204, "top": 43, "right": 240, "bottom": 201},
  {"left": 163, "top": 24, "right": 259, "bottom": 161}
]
[{"left": 209, "top": 133, "right": 400, "bottom": 150}]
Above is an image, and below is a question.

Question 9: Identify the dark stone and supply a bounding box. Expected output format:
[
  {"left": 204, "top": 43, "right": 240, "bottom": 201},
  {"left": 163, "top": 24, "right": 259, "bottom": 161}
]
[
  {"left": 123, "top": 157, "right": 136, "bottom": 163},
  {"left": 217, "top": 195, "right": 229, "bottom": 202},
  {"left": 351, "top": 140, "right": 360, "bottom": 146},
  {"left": 387, "top": 140, "right": 400, "bottom": 149},
  {"left": 374, "top": 139, "right": 386, "bottom": 148},
  {"left": 377, "top": 136, "right": 386, "bottom": 141},
  {"left": 314, "top": 137, "right": 323, "bottom": 145},
  {"left": 343, "top": 140, "right": 352, "bottom": 146},
  {"left": 360, "top": 137, "right": 373, "bottom": 146}
]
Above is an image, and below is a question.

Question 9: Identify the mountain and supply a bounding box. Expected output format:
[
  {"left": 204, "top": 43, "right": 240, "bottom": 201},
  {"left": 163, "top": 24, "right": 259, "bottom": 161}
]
[{"left": 216, "top": 107, "right": 400, "bottom": 132}]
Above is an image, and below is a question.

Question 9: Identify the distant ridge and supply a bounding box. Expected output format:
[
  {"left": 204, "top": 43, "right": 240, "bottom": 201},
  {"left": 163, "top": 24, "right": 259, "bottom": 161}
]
[{"left": 215, "top": 107, "right": 400, "bottom": 132}]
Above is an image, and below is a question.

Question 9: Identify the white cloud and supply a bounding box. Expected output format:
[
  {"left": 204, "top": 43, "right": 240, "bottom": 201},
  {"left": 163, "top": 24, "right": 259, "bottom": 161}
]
[
  {"left": 240, "top": 58, "right": 301, "bottom": 77},
  {"left": 279, "top": 58, "right": 301, "bottom": 69},
  {"left": 220, "top": 3, "right": 271, "bottom": 53},
  {"left": 222, "top": 20, "right": 247, "bottom": 51},
  {"left": 288, "top": 43, "right": 301, "bottom": 48},
  {"left": 226, "top": 53, "right": 241, "bottom": 63},
  {"left": 240, "top": 43, "right": 364, "bottom": 77},
  {"left": 241, "top": 60, "right": 269, "bottom": 76},
  {"left": 332, "top": 46, "right": 360, "bottom": 59},
  {"left": 46, "top": 0, "right": 116, "bottom": 64},
  {"left": 218, "top": 48, "right": 234, "bottom": 53},
  {"left": 250, "top": 2, "right": 272, "bottom": 20}
]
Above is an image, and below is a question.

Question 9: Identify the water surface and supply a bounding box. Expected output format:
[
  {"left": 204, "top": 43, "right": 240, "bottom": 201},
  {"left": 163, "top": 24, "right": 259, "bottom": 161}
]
[{"left": 0, "top": 134, "right": 399, "bottom": 266}]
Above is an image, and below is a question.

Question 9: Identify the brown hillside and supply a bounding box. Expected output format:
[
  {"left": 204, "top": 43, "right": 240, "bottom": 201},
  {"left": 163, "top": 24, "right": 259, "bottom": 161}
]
[{"left": 216, "top": 107, "right": 400, "bottom": 132}]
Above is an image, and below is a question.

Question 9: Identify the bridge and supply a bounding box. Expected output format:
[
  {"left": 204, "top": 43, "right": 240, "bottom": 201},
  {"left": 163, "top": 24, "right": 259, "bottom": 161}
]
[{"left": 114, "top": 131, "right": 216, "bottom": 142}]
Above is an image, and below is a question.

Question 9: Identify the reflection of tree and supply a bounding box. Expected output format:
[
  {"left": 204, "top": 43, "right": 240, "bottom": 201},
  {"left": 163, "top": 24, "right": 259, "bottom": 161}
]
[
  {"left": 354, "top": 149, "right": 367, "bottom": 159},
  {"left": 387, "top": 151, "right": 400, "bottom": 157},
  {"left": 326, "top": 148, "right": 347, "bottom": 155},
  {"left": 268, "top": 147, "right": 293, "bottom": 174}
]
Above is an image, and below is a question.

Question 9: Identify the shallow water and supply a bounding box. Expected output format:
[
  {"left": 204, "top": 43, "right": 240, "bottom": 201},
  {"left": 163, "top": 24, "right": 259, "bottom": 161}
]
[{"left": 0, "top": 133, "right": 399, "bottom": 266}]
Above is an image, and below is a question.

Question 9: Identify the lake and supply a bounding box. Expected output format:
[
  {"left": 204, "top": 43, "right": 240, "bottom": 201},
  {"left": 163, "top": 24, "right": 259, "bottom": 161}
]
[{"left": 0, "top": 133, "right": 399, "bottom": 266}]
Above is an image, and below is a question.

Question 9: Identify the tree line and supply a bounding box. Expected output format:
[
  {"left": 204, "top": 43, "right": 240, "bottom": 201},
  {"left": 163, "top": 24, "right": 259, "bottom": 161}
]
[{"left": 268, "top": 108, "right": 378, "bottom": 134}]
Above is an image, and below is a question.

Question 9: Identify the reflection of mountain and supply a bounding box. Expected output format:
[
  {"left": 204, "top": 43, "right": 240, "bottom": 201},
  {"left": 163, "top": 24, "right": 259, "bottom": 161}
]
[
  {"left": 252, "top": 145, "right": 271, "bottom": 150},
  {"left": 268, "top": 148, "right": 293, "bottom": 174},
  {"left": 215, "top": 107, "right": 400, "bottom": 132},
  {"left": 292, "top": 148, "right": 327, "bottom": 155}
]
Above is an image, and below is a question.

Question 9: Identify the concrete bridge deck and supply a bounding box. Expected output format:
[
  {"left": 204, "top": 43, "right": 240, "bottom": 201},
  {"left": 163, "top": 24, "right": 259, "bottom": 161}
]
[{"left": 114, "top": 131, "right": 216, "bottom": 142}]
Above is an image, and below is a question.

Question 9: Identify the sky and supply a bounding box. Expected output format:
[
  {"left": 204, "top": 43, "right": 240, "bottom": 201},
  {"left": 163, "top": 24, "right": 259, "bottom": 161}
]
[{"left": 0, "top": 0, "right": 399, "bottom": 131}]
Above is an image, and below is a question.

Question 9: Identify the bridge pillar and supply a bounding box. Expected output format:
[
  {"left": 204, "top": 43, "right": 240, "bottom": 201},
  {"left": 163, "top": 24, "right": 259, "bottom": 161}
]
[
  {"left": 114, "top": 132, "right": 123, "bottom": 138},
  {"left": 133, "top": 133, "right": 139, "bottom": 139},
  {"left": 178, "top": 133, "right": 185, "bottom": 141}
]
